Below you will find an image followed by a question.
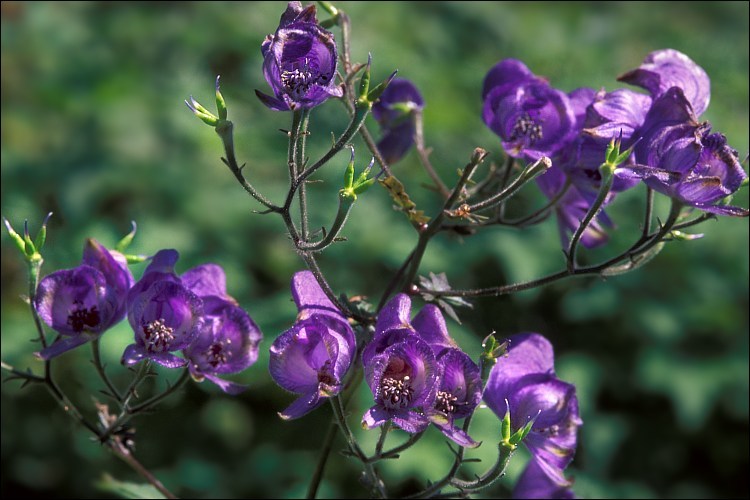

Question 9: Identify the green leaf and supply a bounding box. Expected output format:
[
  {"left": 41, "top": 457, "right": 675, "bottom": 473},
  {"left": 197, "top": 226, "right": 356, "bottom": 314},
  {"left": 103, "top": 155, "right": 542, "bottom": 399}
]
[{"left": 96, "top": 473, "right": 167, "bottom": 499}]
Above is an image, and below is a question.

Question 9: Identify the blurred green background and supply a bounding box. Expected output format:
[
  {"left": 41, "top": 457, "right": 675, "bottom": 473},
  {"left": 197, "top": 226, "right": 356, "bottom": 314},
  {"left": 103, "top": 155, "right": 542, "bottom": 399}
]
[{"left": 1, "top": 1, "right": 748, "bottom": 498}]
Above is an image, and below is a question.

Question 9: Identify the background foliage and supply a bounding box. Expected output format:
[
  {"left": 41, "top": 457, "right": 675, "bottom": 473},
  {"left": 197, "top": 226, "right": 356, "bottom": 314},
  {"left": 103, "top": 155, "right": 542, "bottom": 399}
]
[{"left": 2, "top": 2, "right": 748, "bottom": 498}]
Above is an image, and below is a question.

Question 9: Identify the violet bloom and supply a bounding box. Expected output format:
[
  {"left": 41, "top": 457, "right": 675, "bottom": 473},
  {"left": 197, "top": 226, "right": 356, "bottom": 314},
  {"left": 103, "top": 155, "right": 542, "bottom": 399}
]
[
  {"left": 483, "top": 333, "right": 581, "bottom": 499},
  {"left": 372, "top": 78, "right": 424, "bottom": 164},
  {"left": 269, "top": 271, "right": 356, "bottom": 419},
  {"left": 362, "top": 337, "right": 439, "bottom": 433},
  {"left": 483, "top": 59, "right": 576, "bottom": 161},
  {"left": 183, "top": 265, "right": 262, "bottom": 395},
  {"left": 256, "top": 1, "right": 342, "bottom": 111},
  {"left": 34, "top": 239, "right": 133, "bottom": 360},
  {"left": 363, "top": 294, "right": 479, "bottom": 443},
  {"left": 429, "top": 348, "right": 482, "bottom": 448},
  {"left": 122, "top": 250, "right": 203, "bottom": 368},
  {"left": 627, "top": 88, "right": 748, "bottom": 216},
  {"left": 618, "top": 48, "right": 710, "bottom": 116}
]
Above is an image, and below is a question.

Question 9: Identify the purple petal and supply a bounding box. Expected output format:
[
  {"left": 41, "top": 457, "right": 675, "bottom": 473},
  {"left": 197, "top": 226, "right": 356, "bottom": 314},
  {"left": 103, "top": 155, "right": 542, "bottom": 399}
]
[
  {"left": 391, "top": 409, "right": 430, "bottom": 434},
  {"left": 482, "top": 59, "right": 539, "bottom": 100},
  {"left": 618, "top": 48, "right": 710, "bottom": 116},
  {"left": 372, "top": 78, "right": 424, "bottom": 125},
  {"left": 202, "top": 373, "right": 248, "bottom": 395},
  {"left": 35, "top": 334, "right": 94, "bottom": 360},
  {"left": 121, "top": 343, "right": 148, "bottom": 366},
  {"left": 181, "top": 264, "right": 230, "bottom": 300},
  {"left": 148, "top": 352, "right": 188, "bottom": 369},
  {"left": 255, "top": 89, "right": 290, "bottom": 111},
  {"left": 510, "top": 376, "right": 576, "bottom": 430},
  {"left": 375, "top": 293, "right": 413, "bottom": 335},
  {"left": 269, "top": 319, "right": 339, "bottom": 393},
  {"left": 376, "top": 122, "right": 416, "bottom": 165},
  {"left": 291, "top": 270, "right": 344, "bottom": 321},
  {"left": 513, "top": 459, "right": 575, "bottom": 499},
  {"left": 412, "top": 304, "right": 457, "bottom": 353},
  {"left": 366, "top": 338, "right": 439, "bottom": 409},
  {"left": 693, "top": 203, "right": 749, "bottom": 217},
  {"left": 362, "top": 406, "right": 391, "bottom": 429},
  {"left": 433, "top": 420, "right": 481, "bottom": 448},
  {"left": 279, "top": 390, "right": 326, "bottom": 420},
  {"left": 437, "top": 349, "right": 482, "bottom": 419},
  {"left": 483, "top": 333, "right": 556, "bottom": 413}
]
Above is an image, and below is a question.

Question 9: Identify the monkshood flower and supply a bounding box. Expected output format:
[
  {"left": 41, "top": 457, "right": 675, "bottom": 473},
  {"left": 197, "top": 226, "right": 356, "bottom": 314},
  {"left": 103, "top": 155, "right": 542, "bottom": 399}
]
[
  {"left": 483, "top": 59, "right": 576, "bottom": 161},
  {"left": 484, "top": 333, "right": 581, "bottom": 499},
  {"left": 122, "top": 250, "right": 203, "bottom": 368},
  {"left": 537, "top": 167, "right": 614, "bottom": 248},
  {"left": 362, "top": 337, "right": 439, "bottom": 433},
  {"left": 34, "top": 239, "right": 134, "bottom": 360},
  {"left": 626, "top": 88, "right": 748, "bottom": 216},
  {"left": 372, "top": 78, "right": 424, "bottom": 164},
  {"left": 618, "top": 48, "right": 710, "bottom": 116},
  {"left": 269, "top": 271, "right": 356, "bottom": 419},
  {"left": 182, "top": 264, "right": 263, "bottom": 394},
  {"left": 363, "top": 294, "right": 480, "bottom": 444},
  {"left": 429, "top": 348, "right": 482, "bottom": 448},
  {"left": 256, "top": 1, "right": 342, "bottom": 111}
]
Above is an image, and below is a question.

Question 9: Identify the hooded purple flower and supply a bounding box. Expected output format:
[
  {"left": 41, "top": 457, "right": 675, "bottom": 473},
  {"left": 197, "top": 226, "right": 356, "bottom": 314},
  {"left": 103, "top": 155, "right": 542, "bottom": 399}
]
[
  {"left": 483, "top": 59, "right": 576, "bottom": 161},
  {"left": 269, "top": 271, "right": 356, "bottom": 419},
  {"left": 483, "top": 333, "right": 581, "bottom": 499},
  {"left": 363, "top": 295, "right": 480, "bottom": 444},
  {"left": 122, "top": 250, "right": 203, "bottom": 369},
  {"left": 372, "top": 78, "right": 424, "bottom": 164},
  {"left": 625, "top": 88, "right": 748, "bottom": 216},
  {"left": 618, "top": 48, "right": 710, "bottom": 117},
  {"left": 362, "top": 337, "right": 439, "bottom": 433},
  {"left": 256, "top": 1, "right": 343, "bottom": 111},
  {"left": 182, "top": 265, "right": 262, "bottom": 395},
  {"left": 34, "top": 239, "right": 134, "bottom": 360}
]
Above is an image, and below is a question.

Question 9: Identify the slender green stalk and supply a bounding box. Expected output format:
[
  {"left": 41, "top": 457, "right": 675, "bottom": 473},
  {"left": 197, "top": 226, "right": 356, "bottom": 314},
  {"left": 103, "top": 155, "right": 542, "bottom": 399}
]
[
  {"left": 448, "top": 443, "right": 515, "bottom": 492},
  {"left": 297, "top": 110, "right": 312, "bottom": 240},
  {"left": 92, "top": 338, "right": 122, "bottom": 401},
  {"left": 297, "top": 195, "right": 355, "bottom": 252},
  {"left": 306, "top": 421, "right": 337, "bottom": 499}
]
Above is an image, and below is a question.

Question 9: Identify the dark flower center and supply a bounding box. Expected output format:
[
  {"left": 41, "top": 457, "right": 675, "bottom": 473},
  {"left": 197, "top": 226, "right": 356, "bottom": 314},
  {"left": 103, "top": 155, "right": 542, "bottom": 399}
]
[
  {"left": 205, "top": 340, "right": 231, "bottom": 368},
  {"left": 510, "top": 112, "right": 543, "bottom": 144},
  {"left": 380, "top": 375, "right": 414, "bottom": 410},
  {"left": 67, "top": 301, "right": 101, "bottom": 332},
  {"left": 434, "top": 390, "right": 459, "bottom": 415},
  {"left": 142, "top": 318, "right": 175, "bottom": 352},
  {"left": 317, "top": 360, "right": 336, "bottom": 386},
  {"left": 281, "top": 58, "right": 328, "bottom": 100}
]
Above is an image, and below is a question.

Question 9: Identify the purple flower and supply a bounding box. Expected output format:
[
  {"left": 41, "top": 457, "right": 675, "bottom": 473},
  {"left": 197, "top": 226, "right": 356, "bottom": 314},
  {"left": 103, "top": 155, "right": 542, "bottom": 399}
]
[
  {"left": 483, "top": 333, "right": 581, "bottom": 499},
  {"left": 626, "top": 88, "right": 748, "bottom": 216},
  {"left": 256, "top": 2, "right": 342, "bottom": 111},
  {"left": 269, "top": 271, "right": 356, "bottom": 419},
  {"left": 122, "top": 250, "right": 203, "bottom": 368},
  {"left": 34, "top": 239, "right": 134, "bottom": 360},
  {"left": 183, "top": 296, "right": 262, "bottom": 394},
  {"left": 428, "top": 348, "right": 482, "bottom": 448},
  {"left": 182, "top": 265, "right": 262, "bottom": 395},
  {"left": 483, "top": 59, "right": 576, "bottom": 161},
  {"left": 618, "top": 48, "right": 710, "bottom": 116},
  {"left": 363, "top": 295, "right": 480, "bottom": 443},
  {"left": 372, "top": 78, "right": 424, "bottom": 164},
  {"left": 362, "top": 337, "right": 439, "bottom": 433}
]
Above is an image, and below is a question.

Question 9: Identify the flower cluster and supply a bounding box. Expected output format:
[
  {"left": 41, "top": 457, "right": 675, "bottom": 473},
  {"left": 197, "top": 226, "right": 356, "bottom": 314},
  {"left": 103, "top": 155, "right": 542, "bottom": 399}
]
[
  {"left": 34, "top": 244, "right": 262, "bottom": 394},
  {"left": 482, "top": 49, "right": 748, "bottom": 248}
]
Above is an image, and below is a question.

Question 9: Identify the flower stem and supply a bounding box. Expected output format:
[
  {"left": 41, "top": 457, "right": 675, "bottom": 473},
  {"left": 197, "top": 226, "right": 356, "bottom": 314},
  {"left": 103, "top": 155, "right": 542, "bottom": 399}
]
[
  {"left": 306, "top": 421, "right": 337, "bottom": 499},
  {"left": 414, "top": 110, "right": 451, "bottom": 199},
  {"left": 297, "top": 195, "right": 355, "bottom": 252},
  {"left": 92, "top": 338, "right": 122, "bottom": 401},
  {"left": 448, "top": 443, "right": 515, "bottom": 493}
]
